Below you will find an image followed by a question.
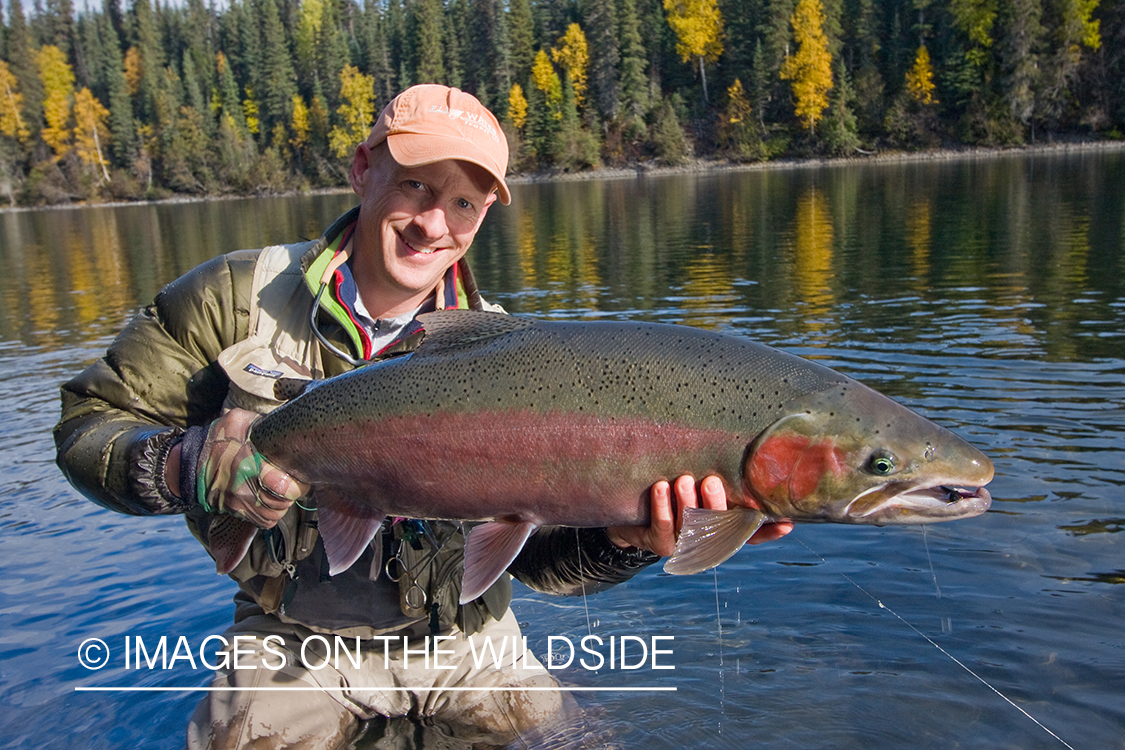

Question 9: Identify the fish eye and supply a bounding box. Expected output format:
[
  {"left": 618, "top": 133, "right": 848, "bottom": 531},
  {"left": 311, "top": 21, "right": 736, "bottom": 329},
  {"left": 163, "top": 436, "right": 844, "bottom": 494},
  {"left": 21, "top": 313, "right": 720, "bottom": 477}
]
[{"left": 865, "top": 451, "right": 898, "bottom": 476}]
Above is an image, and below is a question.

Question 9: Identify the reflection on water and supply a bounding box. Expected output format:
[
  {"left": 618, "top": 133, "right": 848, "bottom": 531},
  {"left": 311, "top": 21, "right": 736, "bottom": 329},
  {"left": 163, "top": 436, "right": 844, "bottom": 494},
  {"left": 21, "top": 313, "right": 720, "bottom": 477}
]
[{"left": 0, "top": 149, "right": 1122, "bottom": 749}]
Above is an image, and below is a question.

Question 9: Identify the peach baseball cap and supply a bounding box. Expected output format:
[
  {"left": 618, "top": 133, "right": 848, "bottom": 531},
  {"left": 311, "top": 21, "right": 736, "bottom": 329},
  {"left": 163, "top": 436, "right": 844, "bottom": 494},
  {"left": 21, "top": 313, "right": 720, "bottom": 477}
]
[{"left": 368, "top": 84, "right": 511, "bottom": 205}]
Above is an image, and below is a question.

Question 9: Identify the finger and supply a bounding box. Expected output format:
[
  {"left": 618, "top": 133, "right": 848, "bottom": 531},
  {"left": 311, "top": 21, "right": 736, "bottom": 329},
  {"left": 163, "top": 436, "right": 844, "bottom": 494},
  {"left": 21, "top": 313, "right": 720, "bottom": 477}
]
[
  {"left": 672, "top": 474, "right": 698, "bottom": 533},
  {"left": 747, "top": 521, "right": 794, "bottom": 545},
  {"left": 650, "top": 480, "right": 675, "bottom": 539},
  {"left": 699, "top": 475, "right": 728, "bottom": 511},
  {"left": 259, "top": 462, "right": 309, "bottom": 503}
]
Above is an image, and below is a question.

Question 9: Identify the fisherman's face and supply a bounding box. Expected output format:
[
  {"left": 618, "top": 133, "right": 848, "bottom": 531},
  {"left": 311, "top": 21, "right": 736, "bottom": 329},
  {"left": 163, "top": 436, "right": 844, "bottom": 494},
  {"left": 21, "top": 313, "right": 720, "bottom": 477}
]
[{"left": 350, "top": 142, "right": 498, "bottom": 316}]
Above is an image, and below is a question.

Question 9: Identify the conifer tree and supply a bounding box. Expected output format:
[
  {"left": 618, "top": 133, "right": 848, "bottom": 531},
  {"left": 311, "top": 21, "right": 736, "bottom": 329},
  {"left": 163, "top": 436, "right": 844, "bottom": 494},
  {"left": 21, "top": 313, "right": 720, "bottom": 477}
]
[
  {"left": 319, "top": 0, "right": 352, "bottom": 113},
  {"left": 295, "top": 0, "right": 326, "bottom": 96},
  {"left": 748, "top": 35, "right": 770, "bottom": 130},
  {"left": 617, "top": 0, "right": 649, "bottom": 120},
  {"left": 231, "top": 0, "right": 262, "bottom": 111},
  {"left": 132, "top": 0, "right": 165, "bottom": 124},
  {"left": 822, "top": 61, "right": 859, "bottom": 153},
  {"left": 586, "top": 0, "right": 621, "bottom": 120},
  {"left": 508, "top": 0, "right": 535, "bottom": 89},
  {"left": 385, "top": 0, "right": 406, "bottom": 91},
  {"left": 44, "top": 0, "right": 78, "bottom": 59},
  {"left": 183, "top": 0, "right": 214, "bottom": 97},
  {"left": 409, "top": 0, "right": 445, "bottom": 85},
  {"left": 216, "top": 50, "right": 249, "bottom": 135},
  {"left": 444, "top": 1, "right": 465, "bottom": 91},
  {"left": 359, "top": 0, "right": 394, "bottom": 103},
  {"left": 848, "top": 0, "right": 884, "bottom": 130},
  {"left": 258, "top": 0, "right": 297, "bottom": 142},
  {"left": 75, "top": 12, "right": 99, "bottom": 92},
  {"left": 6, "top": 0, "right": 45, "bottom": 150},
  {"left": 465, "top": 0, "right": 510, "bottom": 107}
]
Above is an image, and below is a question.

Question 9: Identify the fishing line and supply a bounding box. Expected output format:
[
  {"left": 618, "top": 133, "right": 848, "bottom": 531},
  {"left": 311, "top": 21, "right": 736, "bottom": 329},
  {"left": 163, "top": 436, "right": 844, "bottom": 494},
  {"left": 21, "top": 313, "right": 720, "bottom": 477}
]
[
  {"left": 922, "top": 525, "right": 943, "bottom": 599},
  {"left": 576, "top": 528, "right": 593, "bottom": 637},
  {"left": 713, "top": 568, "right": 726, "bottom": 734},
  {"left": 794, "top": 538, "right": 1076, "bottom": 750}
]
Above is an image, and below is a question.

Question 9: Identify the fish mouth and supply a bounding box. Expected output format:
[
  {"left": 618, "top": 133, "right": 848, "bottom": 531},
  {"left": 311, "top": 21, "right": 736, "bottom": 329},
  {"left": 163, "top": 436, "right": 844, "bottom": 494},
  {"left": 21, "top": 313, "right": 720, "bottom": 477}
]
[{"left": 844, "top": 481, "right": 992, "bottom": 524}]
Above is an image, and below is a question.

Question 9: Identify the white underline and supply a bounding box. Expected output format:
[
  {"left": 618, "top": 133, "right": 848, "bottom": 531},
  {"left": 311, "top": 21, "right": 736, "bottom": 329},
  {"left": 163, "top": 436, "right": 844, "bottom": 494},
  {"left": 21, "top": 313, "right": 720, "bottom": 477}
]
[{"left": 75, "top": 686, "right": 676, "bottom": 693}]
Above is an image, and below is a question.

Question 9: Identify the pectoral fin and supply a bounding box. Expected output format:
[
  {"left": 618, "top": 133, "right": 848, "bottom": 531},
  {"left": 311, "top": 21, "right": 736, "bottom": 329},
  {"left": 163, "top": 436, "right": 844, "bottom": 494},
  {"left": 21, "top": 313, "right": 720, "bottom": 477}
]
[
  {"left": 663, "top": 507, "right": 767, "bottom": 575},
  {"left": 315, "top": 487, "right": 386, "bottom": 576},
  {"left": 460, "top": 520, "right": 538, "bottom": 604},
  {"left": 206, "top": 515, "right": 258, "bottom": 575}
]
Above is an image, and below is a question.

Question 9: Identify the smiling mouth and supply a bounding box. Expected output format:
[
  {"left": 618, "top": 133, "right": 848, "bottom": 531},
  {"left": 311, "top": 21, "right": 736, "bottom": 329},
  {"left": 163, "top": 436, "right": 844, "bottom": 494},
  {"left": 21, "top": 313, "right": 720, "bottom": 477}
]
[{"left": 399, "top": 232, "right": 440, "bottom": 255}]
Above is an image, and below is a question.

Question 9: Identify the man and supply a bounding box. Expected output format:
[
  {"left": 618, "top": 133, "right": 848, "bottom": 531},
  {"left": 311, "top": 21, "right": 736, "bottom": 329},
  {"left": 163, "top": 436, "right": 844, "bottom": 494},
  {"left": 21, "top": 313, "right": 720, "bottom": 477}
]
[{"left": 55, "top": 85, "right": 791, "bottom": 748}]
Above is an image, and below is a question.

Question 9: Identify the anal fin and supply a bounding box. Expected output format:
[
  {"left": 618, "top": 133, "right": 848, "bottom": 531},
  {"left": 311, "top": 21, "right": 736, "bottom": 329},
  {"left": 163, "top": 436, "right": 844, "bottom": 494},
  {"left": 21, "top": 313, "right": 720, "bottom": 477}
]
[
  {"left": 207, "top": 515, "right": 259, "bottom": 575},
  {"left": 460, "top": 520, "right": 538, "bottom": 604},
  {"left": 663, "top": 507, "right": 767, "bottom": 575}
]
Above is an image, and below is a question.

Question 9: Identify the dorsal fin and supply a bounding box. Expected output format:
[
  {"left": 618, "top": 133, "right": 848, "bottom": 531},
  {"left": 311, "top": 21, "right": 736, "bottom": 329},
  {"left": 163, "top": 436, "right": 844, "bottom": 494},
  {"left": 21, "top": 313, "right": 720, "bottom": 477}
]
[{"left": 415, "top": 311, "right": 534, "bottom": 355}]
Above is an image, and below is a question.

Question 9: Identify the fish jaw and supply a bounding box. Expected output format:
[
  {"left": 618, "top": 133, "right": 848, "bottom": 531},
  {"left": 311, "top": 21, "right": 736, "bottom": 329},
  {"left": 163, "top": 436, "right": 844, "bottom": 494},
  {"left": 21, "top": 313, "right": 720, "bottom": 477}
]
[
  {"left": 744, "top": 381, "right": 994, "bottom": 525},
  {"left": 843, "top": 481, "right": 992, "bottom": 525}
]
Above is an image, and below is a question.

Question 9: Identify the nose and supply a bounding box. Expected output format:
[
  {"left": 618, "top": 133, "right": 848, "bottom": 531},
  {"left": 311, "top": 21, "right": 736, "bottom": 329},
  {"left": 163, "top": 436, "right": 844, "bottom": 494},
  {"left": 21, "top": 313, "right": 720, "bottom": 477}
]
[{"left": 411, "top": 203, "right": 449, "bottom": 242}]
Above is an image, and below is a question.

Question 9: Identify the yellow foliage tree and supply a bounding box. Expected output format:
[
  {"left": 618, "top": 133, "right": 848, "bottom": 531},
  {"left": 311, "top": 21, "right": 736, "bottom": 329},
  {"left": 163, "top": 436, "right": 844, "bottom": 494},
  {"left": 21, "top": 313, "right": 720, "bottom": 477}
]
[
  {"left": 0, "top": 60, "right": 29, "bottom": 144},
  {"left": 508, "top": 82, "right": 528, "bottom": 130},
  {"left": 905, "top": 45, "right": 937, "bottom": 105},
  {"left": 720, "top": 78, "right": 759, "bottom": 155},
  {"left": 243, "top": 89, "right": 260, "bottom": 135},
  {"left": 73, "top": 87, "right": 111, "bottom": 182},
  {"left": 328, "top": 65, "right": 375, "bottom": 159},
  {"left": 531, "top": 49, "right": 563, "bottom": 121},
  {"left": 663, "top": 0, "right": 723, "bottom": 102},
  {"left": 290, "top": 94, "right": 310, "bottom": 149},
  {"left": 37, "top": 45, "right": 76, "bottom": 158},
  {"left": 552, "top": 23, "right": 589, "bottom": 108},
  {"left": 123, "top": 47, "right": 142, "bottom": 97},
  {"left": 779, "top": 0, "right": 833, "bottom": 133}
]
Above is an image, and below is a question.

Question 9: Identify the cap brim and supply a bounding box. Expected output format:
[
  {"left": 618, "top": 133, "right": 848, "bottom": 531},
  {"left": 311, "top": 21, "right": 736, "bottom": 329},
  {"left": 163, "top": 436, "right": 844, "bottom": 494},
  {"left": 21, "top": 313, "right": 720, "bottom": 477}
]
[{"left": 387, "top": 134, "right": 511, "bottom": 205}]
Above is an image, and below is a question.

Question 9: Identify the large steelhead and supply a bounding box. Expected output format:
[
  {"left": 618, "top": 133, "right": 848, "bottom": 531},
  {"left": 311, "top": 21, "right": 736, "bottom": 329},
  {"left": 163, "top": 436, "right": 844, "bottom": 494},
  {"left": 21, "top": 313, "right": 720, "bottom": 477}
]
[{"left": 218, "top": 311, "right": 993, "bottom": 603}]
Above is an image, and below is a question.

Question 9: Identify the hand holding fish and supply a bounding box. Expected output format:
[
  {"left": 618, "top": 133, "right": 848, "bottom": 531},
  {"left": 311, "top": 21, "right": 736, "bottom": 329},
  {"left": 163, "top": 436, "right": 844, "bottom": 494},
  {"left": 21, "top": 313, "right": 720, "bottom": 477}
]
[
  {"left": 607, "top": 475, "right": 794, "bottom": 557},
  {"left": 166, "top": 408, "right": 308, "bottom": 529}
]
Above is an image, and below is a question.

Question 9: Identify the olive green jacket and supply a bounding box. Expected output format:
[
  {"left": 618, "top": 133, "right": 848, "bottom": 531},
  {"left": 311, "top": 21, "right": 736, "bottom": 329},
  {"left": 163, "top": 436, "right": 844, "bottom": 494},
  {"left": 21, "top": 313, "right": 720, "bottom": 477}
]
[{"left": 54, "top": 207, "right": 658, "bottom": 635}]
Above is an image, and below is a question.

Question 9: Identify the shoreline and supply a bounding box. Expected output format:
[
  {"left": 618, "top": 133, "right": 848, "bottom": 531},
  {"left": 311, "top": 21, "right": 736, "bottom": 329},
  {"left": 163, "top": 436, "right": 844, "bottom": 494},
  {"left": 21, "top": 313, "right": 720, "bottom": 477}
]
[
  {"left": 4, "top": 139, "right": 1123, "bottom": 214},
  {"left": 510, "top": 138, "right": 1125, "bottom": 186}
]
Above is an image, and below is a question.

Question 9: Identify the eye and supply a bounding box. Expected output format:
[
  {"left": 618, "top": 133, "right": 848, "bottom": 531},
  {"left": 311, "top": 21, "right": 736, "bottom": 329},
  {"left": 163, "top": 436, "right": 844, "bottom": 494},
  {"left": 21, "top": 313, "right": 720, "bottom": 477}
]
[
  {"left": 456, "top": 198, "right": 473, "bottom": 211},
  {"left": 406, "top": 180, "right": 425, "bottom": 191},
  {"left": 865, "top": 451, "right": 898, "bottom": 476}
]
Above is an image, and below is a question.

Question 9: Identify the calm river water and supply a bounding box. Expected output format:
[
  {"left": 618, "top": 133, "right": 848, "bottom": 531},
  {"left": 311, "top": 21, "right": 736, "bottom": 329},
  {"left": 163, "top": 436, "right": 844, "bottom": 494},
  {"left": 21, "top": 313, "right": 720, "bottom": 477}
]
[{"left": 1, "top": 149, "right": 1122, "bottom": 749}]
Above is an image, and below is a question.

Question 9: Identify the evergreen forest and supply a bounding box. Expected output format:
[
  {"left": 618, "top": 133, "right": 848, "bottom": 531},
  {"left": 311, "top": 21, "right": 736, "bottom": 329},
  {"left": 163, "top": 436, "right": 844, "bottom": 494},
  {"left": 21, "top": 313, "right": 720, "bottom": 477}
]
[{"left": 0, "top": 0, "right": 1119, "bottom": 205}]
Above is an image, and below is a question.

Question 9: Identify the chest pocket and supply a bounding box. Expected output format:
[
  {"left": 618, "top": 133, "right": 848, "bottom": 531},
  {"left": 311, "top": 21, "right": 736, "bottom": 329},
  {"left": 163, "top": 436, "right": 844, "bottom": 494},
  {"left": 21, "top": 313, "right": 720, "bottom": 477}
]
[{"left": 218, "top": 242, "right": 325, "bottom": 414}]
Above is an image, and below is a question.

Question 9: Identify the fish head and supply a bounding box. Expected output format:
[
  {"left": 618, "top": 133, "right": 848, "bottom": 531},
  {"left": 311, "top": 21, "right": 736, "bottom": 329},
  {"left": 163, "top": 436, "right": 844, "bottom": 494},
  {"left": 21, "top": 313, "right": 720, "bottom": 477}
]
[{"left": 743, "top": 381, "right": 993, "bottom": 525}]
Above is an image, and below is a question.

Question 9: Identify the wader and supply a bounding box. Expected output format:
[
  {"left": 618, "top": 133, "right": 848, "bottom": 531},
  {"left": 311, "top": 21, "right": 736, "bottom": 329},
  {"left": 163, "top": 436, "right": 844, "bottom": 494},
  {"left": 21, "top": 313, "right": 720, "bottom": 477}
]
[{"left": 186, "top": 242, "right": 570, "bottom": 749}]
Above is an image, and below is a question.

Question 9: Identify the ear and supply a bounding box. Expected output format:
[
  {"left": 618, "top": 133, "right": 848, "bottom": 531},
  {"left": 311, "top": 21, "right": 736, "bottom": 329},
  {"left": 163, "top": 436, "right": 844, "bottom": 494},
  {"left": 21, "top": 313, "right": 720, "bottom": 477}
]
[
  {"left": 350, "top": 142, "right": 372, "bottom": 195},
  {"left": 476, "top": 190, "right": 499, "bottom": 226}
]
